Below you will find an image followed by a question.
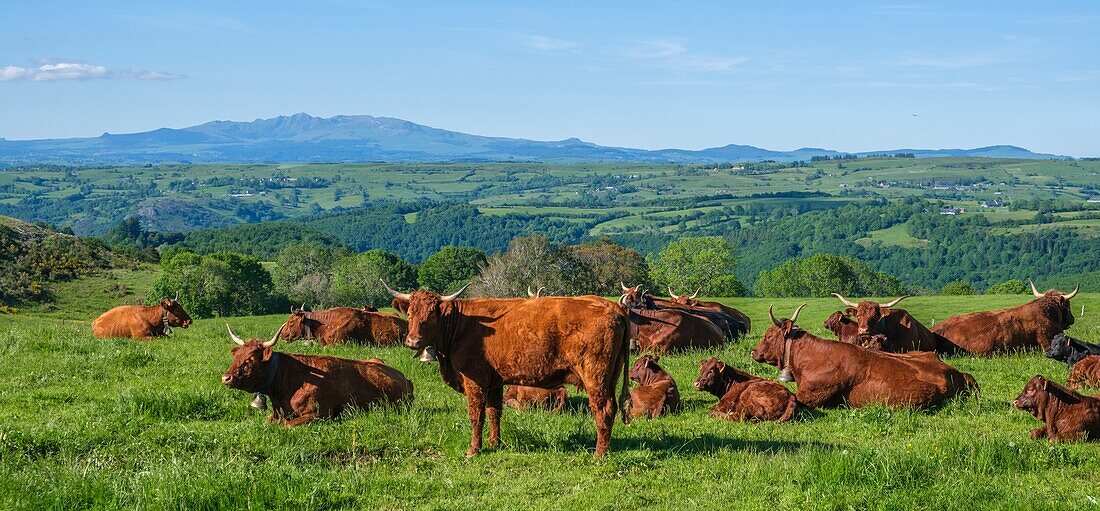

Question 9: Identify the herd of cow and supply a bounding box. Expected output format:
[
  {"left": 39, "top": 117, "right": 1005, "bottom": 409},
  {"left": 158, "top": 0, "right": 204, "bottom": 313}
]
[{"left": 89, "top": 279, "right": 1100, "bottom": 456}]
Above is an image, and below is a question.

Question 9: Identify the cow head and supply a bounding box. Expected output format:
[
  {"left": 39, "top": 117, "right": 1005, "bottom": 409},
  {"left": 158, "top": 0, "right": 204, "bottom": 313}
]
[
  {"left": 629, "top": 354, "right": 666, "bottom": 385},
  {"left": 822, "top": 309, "right": 855, "bottom": 337},
  {"left": 751, "top": 304, "right": 806, "bottom": 375},
  {"left": 280, "top": 307, "right": 319, "bottom": 341},
  {"left": 1029, "top": 279, "right": 1079, "bottom": 331},
  {"left": 1044, "top": 333, "right": 1073, "bottom": 362},
  {"left": 619, "top": 283, "right": 649, "bottom": 309},
  {"left": 668, "top": 286, "right": 701, "bottom": 306},
  {"left": 693, "top": 357, "right": 727, "bottom": 393},
  {"left": 382, "top": 279, "right": 468, "bottom": 350},
  {"left": 221, "top": 323, "right": 283, "bottom": 392},
  {"left": 159, "top": 294, "right": 192, "bottom": 328},
  {"left": 1013, "top": 375, "right": 1049, "bottom": 417},
  {"left": 832, "top": 293, "right": 908, "bottom": 336},
  {"left": 392, "top": 297, "right": 409, "bottom": 316}
]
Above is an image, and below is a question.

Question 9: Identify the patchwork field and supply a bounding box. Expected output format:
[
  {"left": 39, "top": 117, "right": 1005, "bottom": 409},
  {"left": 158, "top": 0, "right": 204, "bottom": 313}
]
[{"left": 3, "top": 294, "right": 1099, "bottom": 509}]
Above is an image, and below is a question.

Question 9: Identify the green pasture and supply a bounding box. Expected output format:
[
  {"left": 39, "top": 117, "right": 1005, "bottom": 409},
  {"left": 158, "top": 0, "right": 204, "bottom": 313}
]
[{"left": 2, "top": 293, "right": 1100, "bottom": 509}]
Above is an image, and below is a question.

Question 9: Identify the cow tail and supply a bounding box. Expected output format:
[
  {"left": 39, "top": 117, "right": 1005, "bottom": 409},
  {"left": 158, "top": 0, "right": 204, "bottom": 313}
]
[
  {"left": 778, "top": 394, "right": 799, "bottom": 423},
  {"left": 618, "top": 318, "right": 632, "bottom": 425}
]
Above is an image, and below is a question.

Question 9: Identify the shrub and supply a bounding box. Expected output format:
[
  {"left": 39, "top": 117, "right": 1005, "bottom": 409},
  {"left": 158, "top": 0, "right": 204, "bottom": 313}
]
[
  {"left": 942, "top": 280, "right": 977, "bottom": 296},
  {"left": 649, "top": 237, "right": 744, "bottom": 297},
  {"left": 754, "top": 253, "right": 906, "bottom": 298}
]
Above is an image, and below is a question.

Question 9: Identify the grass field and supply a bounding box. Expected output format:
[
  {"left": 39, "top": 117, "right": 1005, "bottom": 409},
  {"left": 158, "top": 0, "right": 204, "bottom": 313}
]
[{"left": 3, "top": 294, "right": 1100, "bottom": 509}]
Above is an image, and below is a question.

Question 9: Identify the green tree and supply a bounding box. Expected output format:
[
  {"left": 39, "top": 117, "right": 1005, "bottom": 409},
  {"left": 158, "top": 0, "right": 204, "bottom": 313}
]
[
  {"left": 649, "top": 237, "right": 744, "bottom": 297},
  {"left": 418, "top": 246, "right": 486, "bottom": 293},
  {"left": 271, "top": 243, "right": 339, "bottom": 307},
  {"left": 474, "top": 235, "right": 595, "bottom": 297},
  {"left": 942, "top": 280, "right": 977, "bottom": 296},
  {"left": 148, "top": 251, "right": 280, "bottom": 317},
  {"left": 331, "top": 250, "right": 417, "bottom": 307},
  {"left": 569, "top": 238, "right": 652, "bottom": 295},
  {"left": 984, "top": 279, "right": 1028, "bottom": 295},
  {"left": 754, "top": 253, "right": 906, "bottom": 298}
]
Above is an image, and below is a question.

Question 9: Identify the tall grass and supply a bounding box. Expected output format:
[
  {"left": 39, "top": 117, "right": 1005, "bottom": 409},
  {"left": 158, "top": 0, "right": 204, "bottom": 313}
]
[{"left": 1, "top": 295, "right": 1099, "bottom": 509}]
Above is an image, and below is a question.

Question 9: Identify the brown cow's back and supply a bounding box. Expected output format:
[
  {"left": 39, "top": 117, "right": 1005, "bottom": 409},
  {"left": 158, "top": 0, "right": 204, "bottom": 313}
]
[
  {"left": 1067, "top": 355, "right": 1100, "bottom": 391},
  {"left": 712, "top": 379, "right": 798, "bottom": 423},
  {"left": 92, "top": 305, "right": 162, "bottom": 339},
  {"left": 629, "top": 308, "right": 726, "bottom": 353},
  {"left": 932, "top": 297, "right": 1071, "bottom": 355},
  {"left": 269, "top": 353, "right": 413, "bottom": 419}
]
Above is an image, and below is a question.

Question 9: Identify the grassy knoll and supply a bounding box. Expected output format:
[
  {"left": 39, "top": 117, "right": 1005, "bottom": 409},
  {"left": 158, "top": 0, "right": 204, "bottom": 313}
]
[{"left": 2, "top": 295, "right": 1100, "bottom": 509}]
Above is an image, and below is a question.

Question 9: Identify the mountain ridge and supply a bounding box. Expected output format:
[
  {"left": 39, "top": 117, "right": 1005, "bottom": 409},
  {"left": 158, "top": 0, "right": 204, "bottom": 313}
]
[{"left": 0, "top": 113, "right": 1071, "bottom": 165}]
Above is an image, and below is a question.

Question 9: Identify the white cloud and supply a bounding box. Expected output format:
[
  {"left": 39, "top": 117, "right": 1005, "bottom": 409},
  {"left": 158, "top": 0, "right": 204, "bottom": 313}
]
[
  {"left": 0, "top": 61, "right": 185, "bottom": 82},
  {"left": 521, "top": 35, "right": 581, "bottom": 53},
  {"left": 618, "top": 39, "right": 747, "bottom": 72}
]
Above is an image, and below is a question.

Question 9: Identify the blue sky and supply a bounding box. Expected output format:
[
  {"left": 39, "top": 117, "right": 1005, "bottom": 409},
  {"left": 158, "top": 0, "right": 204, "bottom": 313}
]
[{"left": 2, "top": 1, "right": 1098, "bottom": 156}]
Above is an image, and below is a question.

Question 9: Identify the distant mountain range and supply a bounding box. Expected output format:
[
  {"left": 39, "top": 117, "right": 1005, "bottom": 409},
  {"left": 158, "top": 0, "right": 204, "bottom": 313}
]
[{"left": 0, "top": 113, "right": 1071, "bottom": 165}]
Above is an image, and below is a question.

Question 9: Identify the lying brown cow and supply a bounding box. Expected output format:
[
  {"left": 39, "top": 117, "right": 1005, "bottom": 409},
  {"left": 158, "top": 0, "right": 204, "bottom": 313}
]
[
  {"left": 933, "top": 281, "right": 1079, "bottom": 356},
  {"left": 92, "top": 296, "right": 192, "bottom": 339},
  {"left": 384, "top": 280, "right": 630, "bottom": 457},
  {"left": 752, "top": 305, "right": 978, "bottom": 410},
  {"left": 280, "top": 306, "right": 406, "bottom": 347},
  {"left": 619, "top": 284, "right": 747, "bottom": 341},
  {"left": 221, "top": 324, "right": 413, "bottom": 426},
  {"left": 504, "top": 385, "right": 569, "bottom": 411},
  {"left": 1066, "top": 355, "right": 1100, "bottom": 391},
  {"left": 628, "top": 355, "right": 681, "bottom": 419},
  {"left": 666, "top": 286, "right": 752, "bottom": 336},
  {"left": 832, "top": 294, "right": 949, "bottom": 353},
  {"left": 694, "top": 357, "right": 798, "bottom": 423},
  {"left": 626, "top": 307, "right": 727, "bottom": 353},
  {"left": 1015, "top": 375, "right": 1100, "bottom": 442}
]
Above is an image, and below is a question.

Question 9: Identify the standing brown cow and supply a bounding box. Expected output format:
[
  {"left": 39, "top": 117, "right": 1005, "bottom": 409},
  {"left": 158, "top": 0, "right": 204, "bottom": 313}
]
[
  {"left": 279, "top": 306, "right": 406, "bottom": 347},
  {"left": 92, "top": 296, "right": 192, "bottom": 339},
  {"left": 221, "top": 324, "right": 413, "bottom": 426},
  {"left": 751, "top": 305, "right": 978, "bottom": 410},
  {"left": 932, "top": 281, "right": 1079, "bottom": 356},
  {"left": 832, "top": 294, "right": 949, "bottom": 353},
  {"left": 383, "top": 280, "right": 630, "bottom": 457},
  {"left": 694, "top": 357, "right": 798, "bottom": 423},
  {"left": 1015, "top": 375, "right": 1100, "bottom": 442}
]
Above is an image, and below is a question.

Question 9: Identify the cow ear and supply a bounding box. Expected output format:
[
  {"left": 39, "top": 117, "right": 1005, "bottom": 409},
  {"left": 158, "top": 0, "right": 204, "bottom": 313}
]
[
  {"left": 1040, "top": 378, "right": 1050, "bottom": 391},
  {"left": 716, "top": 361, "right": 726, "bottom": 370},
  {"left": 845, "top": 307, "right": 856, "bottom": 316},
  {"left": 898, "top": 314, "right": 912, "bottom": 329}
]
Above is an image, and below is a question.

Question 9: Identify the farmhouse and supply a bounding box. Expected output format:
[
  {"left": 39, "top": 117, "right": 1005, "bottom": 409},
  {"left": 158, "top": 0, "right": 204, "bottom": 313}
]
[{"left": 939, "top": 207, "right": 965, "bottom": 215}]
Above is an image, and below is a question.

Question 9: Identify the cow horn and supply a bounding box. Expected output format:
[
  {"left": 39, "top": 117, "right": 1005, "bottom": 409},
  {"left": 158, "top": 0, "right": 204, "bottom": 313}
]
[
  {"left": 537, "top": 286, "right": 546, "bottom": 298},
  {"left": 690, "top": 288, "right": 701, "bottom": 299},
  {"left": 790, "top": 303, "right": 807, "bottom": 324},
  {"left": 832, "top": 292, "right": 858, "bottom": 307},
  {"left": 1029, "top": 278, "right": 1043, "bottom": 298},
  {"left": 380, "top": 279, "right": 412, "bottom": 301},
  {"left": 441, "top": 283, "right": 469, "bottom": 301},
  {"left": 528, "top": 286, "right": 536, "bottom": 298},
  {"left": 300, "top": 302, "right": 306, "bottom": 311},
  {"left": 174, "top": 291, "right": 179, "bottom": 301},
  {"left": 769, "top": 305, "right": 782, "bottom": 327},
  {"left": 879, "top": 295, "right": 909, "bottom": 308},
  {"left": 621, "top": 281, "right": 630, "bottom": 292},
  {"left": 1063, "top": 283, "right": 1080, "bottom": 300},
  {"left": 226, "top": 324, "right": 246, "bottom": 346},
  {"left": 263, "top": 323, "right": 284, "bottom": 348},
  {"left": 668, "top": 286, "right": 680, "bottom": 300}
]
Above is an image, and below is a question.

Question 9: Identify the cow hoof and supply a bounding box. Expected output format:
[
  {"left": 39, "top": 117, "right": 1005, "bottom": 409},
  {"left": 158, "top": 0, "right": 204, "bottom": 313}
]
[
  {"left": 250, "top": 394, "right": 268, "bottom": 410},
  {"left": 465, "top": 448, "right": 480, "bottom": 457}
]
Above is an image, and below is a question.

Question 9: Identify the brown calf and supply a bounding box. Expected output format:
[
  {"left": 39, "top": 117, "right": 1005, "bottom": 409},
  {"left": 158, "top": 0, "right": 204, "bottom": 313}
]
[
  {"left": 628, "top": 355, "right": 682, "bottom": 419},
  {"left": 92, "top": 297, "right": 192, "bottom": 339},
  {"left": 1066, "top": 355, "right": 1100, "bottom": 391},
  {"left": 504, "top": 385, "right": 569, "bottom": 411},
  {"left": 221, "top": 324, "right": 413, "bottom": 426},
  {"left": 693, "top": 357, "right": 798, "bottom": 422},
  {"left": 1014, "top": 375, "right": 1100, "bottom": 442}
]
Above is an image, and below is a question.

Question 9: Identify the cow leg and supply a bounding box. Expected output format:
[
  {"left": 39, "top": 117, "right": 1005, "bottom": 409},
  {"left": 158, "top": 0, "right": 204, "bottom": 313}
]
[
  {"left": 486, "top": 385, "right": 504, "bottom": 449},
  {"left": 284, "top": 414, "right": 316, "bottom": 427},
  {"left": 585, "top": 385, "right": 615, "bottom": 457},
  {"left": 464, "top": 383, "right": 487, "bottom": 457},
  {"left": 1030, "top": 426, "right": 1047, "bottom": 440}
]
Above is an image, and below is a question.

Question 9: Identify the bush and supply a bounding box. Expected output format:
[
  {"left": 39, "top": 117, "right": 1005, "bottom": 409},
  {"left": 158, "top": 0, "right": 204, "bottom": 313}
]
[
  {"left": 649, "top": 237, "right": 744, "bottom": 297},
  {"left": 754, "top": 253, "right": 906, "bottom": 298},
  {"left": 942, "top": 280, "right": 977, "bottom": 296},
  {"left": 148, "top": 251, "right": 282, "bottom": 318},
  {"left": 418, "top": 246, "right": 486, "bottom": 294},
  {"left": 474, "top": 235, "right": 594, "bottom": 297},
  {"left": 984, "top": 279, "right": 1027, "bottom": 295},
  {"left": 331, "top": 250, "right": 417, "bottom": 307},
  {"left": 271, "top": 243, "right": 341, "bottom": 307},
  {"left": 569, "top": 238, "right": 652, "bottom": 296}
]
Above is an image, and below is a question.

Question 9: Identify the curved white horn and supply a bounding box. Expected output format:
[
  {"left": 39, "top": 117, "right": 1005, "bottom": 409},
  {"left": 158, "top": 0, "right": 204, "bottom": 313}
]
[
  {"left": 832, "top": 292, "right": 858, "bottom": 307},
  {"left": 380, "top": 279, "right": 412, "bottom": 301},
  {"left": 880, "top": 295, "right": 909, "bottom": 308},
  {"left": 769, "top": 305, "right": 782, "bottom": 327},
  {"left": 1029, "top": 278, "right": 1043, "bottom": 298},
  {"left": 690, "top": 288, "right": 701, "bottom": 299},
  {"left": 441, "top": 283, "right": 470, "bottom": 301},
  {"left": 537, "top": 286, "right": 546, "bottom": 298},
  {"left": 621, "top": 281, "right": 630, "bottom": 292},
  {"left": 790, "top": 303, "right": 807, "bottom": 324},
  {"left": 226, "top": 324, "right": 246, "bottom": 346},
  {"left": 528, "top": 285, "right": 536, "bottom": 298},
  {"left": 1063, "top": 283, "right": 1080, "bottom": 300},
  {"left": 668, "top": 286, "right": 680, "bottom": 300},
  {"left": 174, "top": 291, "right": 179, "bottom": 301},
  {"left": 263, "top": 323, "right": 284, "bottom": 348}
]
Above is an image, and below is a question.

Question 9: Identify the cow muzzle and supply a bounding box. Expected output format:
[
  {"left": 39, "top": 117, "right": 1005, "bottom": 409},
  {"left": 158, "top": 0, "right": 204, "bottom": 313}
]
[
  {"left": 221, "top": 374, "right": 234, "bottom": 386},
  {"left": 404, "top": 336, "right": 424, "bottom": 349}
]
